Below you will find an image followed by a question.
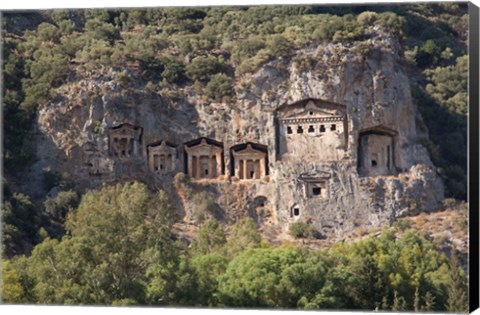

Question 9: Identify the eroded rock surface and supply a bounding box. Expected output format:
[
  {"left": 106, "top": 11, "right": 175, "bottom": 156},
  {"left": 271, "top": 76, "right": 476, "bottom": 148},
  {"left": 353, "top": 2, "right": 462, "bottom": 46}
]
[{"left": 24, "top": 28, "right": 444, "bottom": 237}]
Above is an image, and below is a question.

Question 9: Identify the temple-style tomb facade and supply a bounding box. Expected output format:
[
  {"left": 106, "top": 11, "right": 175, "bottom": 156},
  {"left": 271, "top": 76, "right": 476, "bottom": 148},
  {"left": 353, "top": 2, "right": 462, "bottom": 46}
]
[
  {"left": 147, "top": 140, "right": 177, "bottom": 174},
  {"left": 109, "top": 123, "right": 143, "bottom": 158},
  {"left": 276, "top": 99, "right": 348, "bottom": 162},
  {"left": 231, "top": 143, "right": 268, "bottom": 180},
  {"left": 184, "top": 138, "right": 224, "bottom": 179}
]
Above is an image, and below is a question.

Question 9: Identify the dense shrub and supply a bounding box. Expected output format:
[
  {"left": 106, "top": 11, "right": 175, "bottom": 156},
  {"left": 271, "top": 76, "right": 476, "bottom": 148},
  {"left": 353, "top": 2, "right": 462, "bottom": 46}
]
[
  {"left": 191, "top": 191, "right": 217, "bottom": 222},
  {"left": 289, "top": 221, "right": 320, "bottom": 239},
  {"left": 115, "top": 71, "right": 132, "bottom": 87},
  {"left": 84, "top": 19, "right": 120, "bottom": 43},
  {"left": 43, "top": 190, "right": 79, "bottom": 222},
  {"left": 185, "top": 55, "right": 227, "bottom": 82},
  {"left": 266, "top": 34, "right": 293, "bottom": 58},
  {"left": 230, "top": 37, "right": 266, "bottom": 64},
  {"left": 357, "top": 11, "right": 378, "bottom": 26},
  {"left": 2, "top": 192, "right": 38, "bottom": 257},
  {"left": 158, "top": 55, "right": 186, "bottom": 84},
  {"left": 205, "top": 73, "right": 234, "bottom": 101}
]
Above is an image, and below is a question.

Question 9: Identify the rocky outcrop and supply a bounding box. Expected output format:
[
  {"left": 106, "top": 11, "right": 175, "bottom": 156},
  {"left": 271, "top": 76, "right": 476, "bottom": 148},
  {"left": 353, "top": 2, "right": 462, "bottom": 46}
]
[{"left": 24, "top": 27, "right": 444, "bottom": 237}]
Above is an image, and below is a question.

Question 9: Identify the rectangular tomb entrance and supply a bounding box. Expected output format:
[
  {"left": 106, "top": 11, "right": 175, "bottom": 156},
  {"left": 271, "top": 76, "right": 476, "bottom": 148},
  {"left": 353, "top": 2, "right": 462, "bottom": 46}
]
[{"left": 357, "top": 125, "right": 397, "bottom": 177}]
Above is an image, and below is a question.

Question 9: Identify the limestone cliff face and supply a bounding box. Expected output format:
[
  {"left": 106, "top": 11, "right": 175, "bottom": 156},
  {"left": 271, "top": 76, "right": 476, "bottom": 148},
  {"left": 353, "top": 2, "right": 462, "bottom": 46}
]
[{"left": 26, "top": 27, "right": 444, "bottom": 237}]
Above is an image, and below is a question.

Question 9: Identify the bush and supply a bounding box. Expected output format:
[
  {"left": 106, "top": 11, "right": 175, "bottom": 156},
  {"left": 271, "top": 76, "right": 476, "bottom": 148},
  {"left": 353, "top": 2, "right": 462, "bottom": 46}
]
[
  {"left": 44, "top": 190, "right": 79, "bottom": 221},
  {"left": 77, "top": 39, "right": 115, "bottom": 67},
  {"left": 357, "top": 11, "right": 378, "bottom": 26},
  {"left": 205, "top": 73, "right": 233, "bottom": 101},
  {"left": 186, "top": 55, "right": 226, "bottom": 82},
  {"left": 115, "top": 72, "right": 132, "bottom": 87},
  {"left": 288, "top": 221, "right": 320, "bottom": 239},
  {"left": 2, "top": 193, "right": 37, "bottom": 257},
  {"left": 159, "top": 55, "right": 185, "bottom": 84},
  {"left": 416, "top": 39, "right": 441, "bottom": 67},
  {"left": 442, "top": 198, "right": 457, "bottom": 208},
  {"left": 392, "top": 218, "right": 412, "bottom": 231},
  {"left": 36, "top": 23, "right": 60, "bottom": 43},
  {"left": 192, "top": 191, "right": 217, "bottom": 222},
  {"left": 84, "top": 19, "right": 120, "bottom": 43},
  {"left": 231, "top": 37, "right": 265, "bottom": 64},
  {"left": 266, "top": 34, "right": 293, "bottom": 58}
]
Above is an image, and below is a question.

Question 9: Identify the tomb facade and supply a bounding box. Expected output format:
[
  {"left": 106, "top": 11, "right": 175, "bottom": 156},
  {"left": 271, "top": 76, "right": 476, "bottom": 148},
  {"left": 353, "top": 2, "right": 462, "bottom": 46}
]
[
  {"left": 276, "top": 99, "right": 348, "bottom": 162},
  {"left": 358, "top": 125, "right": 397, "bottom": 177},
  {"left": 109, "top": 123, "right": 143, "bottom": 158},
  {"left": 147, "top": 140, "right": 177, "bottom": 174},
  {"left": 184, "top": 138, "right": 224, "bottom": 179},
  {"left": 300, "top": 171, "right": 331, "bottom": 199},
  {"left": 230, "top": 143, "right": 268, "bottom": 180}
]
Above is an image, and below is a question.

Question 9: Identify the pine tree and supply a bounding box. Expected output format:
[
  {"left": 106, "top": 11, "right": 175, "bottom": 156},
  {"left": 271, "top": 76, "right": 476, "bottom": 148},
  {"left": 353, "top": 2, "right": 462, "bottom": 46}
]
[
  {"left": 445, "top": 249, "right": 468, "bottom": 312},
  {"left": 381, "top": 295, "right": 389, "bottom": 310},
  {"left": 392, "top": 290, "right": 407, "bottom": 311},
  {"left": 414, "top": 286, "right": 421, "bottom": 312},
  {"left": 422, "top": 291, "right": 435, "bottom": 311}
]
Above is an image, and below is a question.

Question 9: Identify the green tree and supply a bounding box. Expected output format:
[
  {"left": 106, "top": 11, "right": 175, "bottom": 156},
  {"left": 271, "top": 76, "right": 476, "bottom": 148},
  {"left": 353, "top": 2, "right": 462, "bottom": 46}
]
[
  {"left": 266, "top": 34, "right": 293, "bottom": 58},
  {"left": 2, "top": 192, "right": 38, "bottom": 257},
  {"left": 1, "top": 257, "right": 35, "bottom": 303},
  {"left": 227, "top": 217, "right": 262, "bottom": 256},
  {"left": 192, "top": 220, "right": 227, "bottom": 255},
  {"left": 159, "top": 54, "right": 185, "bottom": 84},
  {"left": 26, "top": 182, "right": 178, "bottom": 305},
  {"left": 191, "top": 252, "right": 228, "bottom": 305},
  {"left": 185, "top": 55, "right": 227, "bottom": 82},
  {"left": 43, "top": 190, "right": 79, "bottom": 222},
  {"left": 288, "top": 221, "right": 319, "bottom": 239},
  {"left": 205, "top": 73, "right": 234, "bottom": 101},
  {"left": 445, "top": 250, "right": 468, "bottom": 312},
  {"left": 218, "top": 247, "right": 327, "bottom": 308}
]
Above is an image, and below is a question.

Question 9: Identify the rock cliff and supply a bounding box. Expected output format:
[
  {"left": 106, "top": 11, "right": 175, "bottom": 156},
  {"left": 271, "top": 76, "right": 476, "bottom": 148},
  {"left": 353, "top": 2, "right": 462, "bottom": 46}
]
[{"left": 23, "top": 26, "right": 444, "bottom": 237}]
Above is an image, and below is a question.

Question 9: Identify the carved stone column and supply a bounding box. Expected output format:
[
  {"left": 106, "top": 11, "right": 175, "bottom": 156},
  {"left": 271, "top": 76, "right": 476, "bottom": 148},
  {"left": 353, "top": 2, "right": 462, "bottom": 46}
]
[
  {"left": 188, "top": 155, "right": 193, "bottom": 177},
  {"left": 209, "top": 155, "right": 215, "bottom": 178},
  {"left": 133, "top": 137, "right": 138, "bottom": 156},
  {"left": 149, "top": 153, "right": 154, "bottom": 171},
  {"left": 196, "top": 155, "right": 201, "bottom": 179},
  {"left": 234, "top": 157, "right": 239, "bottom": 178},
  {"left": 216, "top": 152, "right": 222, "bottom": 177},
  {"left": 243, "top": 159, "right": 248, "bottom": 179},
  {"left": 170, "top": 154, "right": 176, "bottom": 172},
  {"left": 260, "top": 157, "right": 266, "bottom": 178}
]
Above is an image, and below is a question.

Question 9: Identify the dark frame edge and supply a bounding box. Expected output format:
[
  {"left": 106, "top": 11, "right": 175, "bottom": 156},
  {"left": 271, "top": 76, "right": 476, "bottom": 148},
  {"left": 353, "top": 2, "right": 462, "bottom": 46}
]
[{"left": 469, "top": 1, "right": 480, "bottom": 313}]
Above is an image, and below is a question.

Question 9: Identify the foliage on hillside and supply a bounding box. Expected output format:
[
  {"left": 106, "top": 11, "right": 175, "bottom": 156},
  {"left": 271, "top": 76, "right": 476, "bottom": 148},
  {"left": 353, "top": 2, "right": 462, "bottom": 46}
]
[
  {"left": 1, "top": 182, "right": 468, "bottom": 311},
  {"left": 2, "top": 4, "right": 468, "bottom": 199},
  {"left": 0, "top": 5, "right": 469, "bottom": 309}
]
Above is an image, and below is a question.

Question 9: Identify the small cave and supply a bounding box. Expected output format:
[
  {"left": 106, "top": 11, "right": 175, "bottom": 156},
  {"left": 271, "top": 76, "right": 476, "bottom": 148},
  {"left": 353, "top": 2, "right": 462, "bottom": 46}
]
[{"left": 290, "top": 204, "right": 301, "bottom": 218}]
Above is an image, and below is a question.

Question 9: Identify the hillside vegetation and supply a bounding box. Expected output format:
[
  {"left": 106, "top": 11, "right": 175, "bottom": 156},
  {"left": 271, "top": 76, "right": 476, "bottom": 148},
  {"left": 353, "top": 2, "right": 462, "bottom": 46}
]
[
  {"left": 1, "top": 182, "right": 468, "bottom": 311},
  {"left": 1, "top": 4, "right": 469, "bottom": 310}
]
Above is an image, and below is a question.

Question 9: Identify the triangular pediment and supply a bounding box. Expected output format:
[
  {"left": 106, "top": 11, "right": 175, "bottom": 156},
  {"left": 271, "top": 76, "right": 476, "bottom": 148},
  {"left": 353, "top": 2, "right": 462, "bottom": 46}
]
[
  {"left": 234, "top": 144, "right": 266, "bottom": 156},
  {"left": 110, "top": 123, "right": 142, "bottom": 135},
  {"left": 285, "top": 108, "right": 338, "bottom": 119}
]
